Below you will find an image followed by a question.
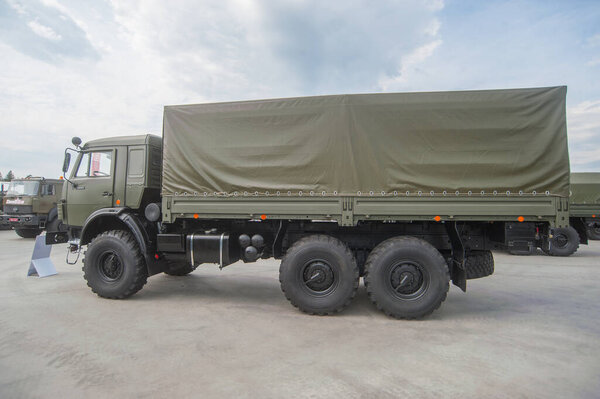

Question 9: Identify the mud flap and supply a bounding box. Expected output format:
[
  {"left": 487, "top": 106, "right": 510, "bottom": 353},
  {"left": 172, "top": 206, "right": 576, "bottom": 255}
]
[{"left": 445, "top": 221, "right": 466, "bottom": 292}]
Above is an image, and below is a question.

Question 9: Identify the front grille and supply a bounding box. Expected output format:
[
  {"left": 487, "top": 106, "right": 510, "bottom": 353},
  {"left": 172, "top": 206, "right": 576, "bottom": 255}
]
[{"left": 6, "top": 205, "right": 33, "bottom": 214}]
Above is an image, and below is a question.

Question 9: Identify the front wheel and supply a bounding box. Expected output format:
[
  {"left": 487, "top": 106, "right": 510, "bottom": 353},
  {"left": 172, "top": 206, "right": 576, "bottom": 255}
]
[
  {"left": 15, "top": 228, "right": 42, "bottom": 238},
  {"left": 83, "top": 230, "right": 148, "bottom": 299},
  {"left": 542, "top": 226, "right": 579, "bottom": 256},
  {"left": 364, "top": 236, "right": 450, "bottom": 319}
]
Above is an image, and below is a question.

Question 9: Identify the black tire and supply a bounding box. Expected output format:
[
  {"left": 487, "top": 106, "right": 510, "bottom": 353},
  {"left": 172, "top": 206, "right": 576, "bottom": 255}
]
[
  {"left": 508, "top": 246, "right": 535, "bottom": 256},
  {"left": 15, "top": 228, "right": 41, "bottom": 238},
  {"left": 465, "top": 250, "right": 494, "bottom": 280},
  {"left": 364, "top": 236, "right": 450, "bottom": 319},
  {"left": 46, "top": 216, "right": 67, "bottom": 233},
  {"left": 279, "top": 235, "right": 359, "bottom": 315},
  {"left": 542, "top": 226, "right": 579, "bottom": 257},
  {"left": 164, "top": 261, "right": 198, "bottom": 276},
  {"left": 83, "top": 230, "right": 148, "bottom": 299},
  {"left": 587, "top": 225, "right": 600, "bottom": 240}
]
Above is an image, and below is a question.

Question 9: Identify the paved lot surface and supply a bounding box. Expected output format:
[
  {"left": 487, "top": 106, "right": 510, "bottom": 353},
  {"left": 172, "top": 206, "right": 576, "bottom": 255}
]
[{"left": 0, "top": 229, "right": 599, "bottom": 398}]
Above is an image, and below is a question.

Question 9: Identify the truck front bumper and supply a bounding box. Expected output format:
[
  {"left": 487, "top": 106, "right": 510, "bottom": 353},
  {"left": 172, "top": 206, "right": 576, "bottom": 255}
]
[
  {"left": 0, "top": 214, "right": 11, "bottom": 229},
  {"left": 1, "top": 214, "right": 41, "bottom": 228}
]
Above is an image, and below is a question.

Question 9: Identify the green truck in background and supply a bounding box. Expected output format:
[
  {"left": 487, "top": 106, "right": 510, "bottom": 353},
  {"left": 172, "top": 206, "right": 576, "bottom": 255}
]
[
  {"left": 48, "top": 86, "right": 575, "bottom": 319},
  {"left": 1, "top": 177, "right": 64, "bottom": 238},
  {"left": 0, "top": 182, "right": 10, "bottom": 230},
  {"left": 570, "top": 172, "right": 600, "bottom": 240}
]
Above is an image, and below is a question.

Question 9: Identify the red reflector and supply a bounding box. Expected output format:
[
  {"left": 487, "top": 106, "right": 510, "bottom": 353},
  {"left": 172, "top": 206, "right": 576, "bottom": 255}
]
[
  {"left": 154, "top": 254, "right": 160, "bottom": 260},
  {"left": 260, "top": 214, "right": 267, "bottom": 220}
]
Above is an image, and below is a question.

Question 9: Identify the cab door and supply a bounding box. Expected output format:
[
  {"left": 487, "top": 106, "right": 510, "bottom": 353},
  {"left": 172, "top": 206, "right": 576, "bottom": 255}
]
[{"left": 65, "top": 148, "right": 116, "bottom": 227}]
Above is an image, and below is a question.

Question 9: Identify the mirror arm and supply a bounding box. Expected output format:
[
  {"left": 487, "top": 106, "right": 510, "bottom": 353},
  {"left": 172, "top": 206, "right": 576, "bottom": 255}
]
[{"left": 62, "top": 147, "right": 80, "bottom": 188}]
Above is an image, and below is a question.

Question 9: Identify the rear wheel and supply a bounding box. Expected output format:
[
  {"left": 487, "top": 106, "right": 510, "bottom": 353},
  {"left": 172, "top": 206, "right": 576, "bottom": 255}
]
[
  {"left": 587, "top": 224, "right": 600, "bottom": 240},
  {"left": 83, "top": 230, "right": 148, "bottom": 299},
  {"left": 15, "top": 228, "right": 41, "bottom": 238},
  {"left": 465, "top": 250, "right": 494, "bottom": 279},
  {"left": 364, "top": 236, "right": 449, "bottom": 319},
  {"left": 164, "top": 261, "right": 198, "bottom": 276},
  {"left": 542, "top": 226, "right": 579, "bottom": 256},
  {"left": 279, "top": 235, "right": 359, "bottom": 315}
]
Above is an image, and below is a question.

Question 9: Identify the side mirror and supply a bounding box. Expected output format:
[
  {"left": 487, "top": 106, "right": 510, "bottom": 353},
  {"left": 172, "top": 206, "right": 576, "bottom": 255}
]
[
  {"left": 62, "top": 152, "right": 71, "bottom": 173},
  {"left": 72, "top": 137, "right": 82, "bottom": 147}
]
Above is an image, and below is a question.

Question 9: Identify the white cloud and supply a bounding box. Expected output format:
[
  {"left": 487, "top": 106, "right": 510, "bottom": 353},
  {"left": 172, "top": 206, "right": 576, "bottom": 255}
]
[
  {"left": 0, "top": 0, "right": 445, "bottom": 177},
  {"left": 27, "top": 19, "right": 62, "bottom": 40},
  {"left": 379, "top": 39, "right": 442, "bottom": 90}
]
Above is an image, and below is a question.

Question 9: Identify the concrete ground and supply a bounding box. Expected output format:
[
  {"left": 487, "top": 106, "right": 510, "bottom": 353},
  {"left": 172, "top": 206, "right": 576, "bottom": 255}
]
[{"left": 0, "top": 229, "right": 598, "bottom": 399}]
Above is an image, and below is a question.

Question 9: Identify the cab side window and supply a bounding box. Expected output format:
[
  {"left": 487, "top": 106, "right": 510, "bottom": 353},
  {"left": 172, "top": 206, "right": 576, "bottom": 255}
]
[
  {"left": 75, "top": 151, "right": 112, "bottom": 178},
  {"left": 42, "top": 184, "right": 55, "bottom": 195}
]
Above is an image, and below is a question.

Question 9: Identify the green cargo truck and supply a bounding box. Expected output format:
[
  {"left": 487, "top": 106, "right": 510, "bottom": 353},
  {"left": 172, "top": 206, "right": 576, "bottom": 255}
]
[
  {"left": 1, "top": 177, "right": 64, "bottom": 237},
  {"left": 570, "top": 172, "right": 600, "bottom": 240},
  {"left": 0, "top": 182, "right": 10, "bottom": 230},
  {"left": 49, "top": 86, "right": 573, "bottom": 319}
]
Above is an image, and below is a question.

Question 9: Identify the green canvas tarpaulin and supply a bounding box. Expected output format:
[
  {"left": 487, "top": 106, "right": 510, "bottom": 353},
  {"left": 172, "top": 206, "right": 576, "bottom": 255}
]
[
  {"left": 571, "top": 173, "right": 600, "bottom": 204},
  {"left": 162, "top": 86, "right": 570, "bottom": 198}
]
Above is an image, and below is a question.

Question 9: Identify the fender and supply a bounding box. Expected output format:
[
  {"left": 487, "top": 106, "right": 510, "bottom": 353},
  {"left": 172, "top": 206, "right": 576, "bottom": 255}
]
[{"left": 80, "top": 207, "right": 167, "bottom": 276}]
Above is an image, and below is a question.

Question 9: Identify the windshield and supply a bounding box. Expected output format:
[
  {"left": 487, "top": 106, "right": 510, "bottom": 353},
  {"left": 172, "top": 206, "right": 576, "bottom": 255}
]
[{"left": 7, "top": 181, "right": 40, "bottom": 196}]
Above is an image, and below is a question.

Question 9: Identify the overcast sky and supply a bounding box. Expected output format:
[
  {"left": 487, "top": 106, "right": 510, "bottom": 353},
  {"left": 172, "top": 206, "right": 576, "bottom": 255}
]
[{"left": 0, "top": 0, "right": 599, "bottom": 179}]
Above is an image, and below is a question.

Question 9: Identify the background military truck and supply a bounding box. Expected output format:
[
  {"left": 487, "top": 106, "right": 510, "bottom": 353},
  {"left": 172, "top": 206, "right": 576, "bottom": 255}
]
[
  {"left": 0, "top": 182, "right": 10, "bottom": 230},
  {"left": 50, "top": 86, "right": 572, "bottom": 319},
  {"left": 570, "top": 172, "right": 600, "bottom": 240},
  {"left": 1, "top": 177, "right": 64, "bottom": 238}
]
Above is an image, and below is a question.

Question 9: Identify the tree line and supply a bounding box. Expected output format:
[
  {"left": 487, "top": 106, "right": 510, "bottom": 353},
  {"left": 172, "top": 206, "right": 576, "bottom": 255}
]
[{"left": 0, "top": 171, "right": 15, "bottom": 181}]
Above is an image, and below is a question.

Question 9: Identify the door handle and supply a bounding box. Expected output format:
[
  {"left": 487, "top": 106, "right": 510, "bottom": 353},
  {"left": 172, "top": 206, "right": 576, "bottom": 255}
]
[{"left": 102, "top": 191, "right": 113, "bottom": 197}]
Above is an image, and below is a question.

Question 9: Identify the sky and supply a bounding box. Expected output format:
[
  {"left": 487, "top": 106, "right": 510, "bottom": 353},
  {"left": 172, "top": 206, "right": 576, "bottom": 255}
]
[{"left": 0, "top": 0, "right": 599, "bottom": 179}]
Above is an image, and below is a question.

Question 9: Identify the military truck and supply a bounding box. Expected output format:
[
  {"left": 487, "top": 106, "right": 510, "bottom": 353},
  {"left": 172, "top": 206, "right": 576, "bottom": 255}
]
[
  {"left": 49, "top": 86, "right": 572, "bottom": 319},
  {"left": 0, "top": 182, "right": 10, "bottom": 230},
  {"left": 1, "top": 177, "right": 64, "bottom": 238},
  {"left": 570, "top": 172, "right": 600, "bottom": 240}
]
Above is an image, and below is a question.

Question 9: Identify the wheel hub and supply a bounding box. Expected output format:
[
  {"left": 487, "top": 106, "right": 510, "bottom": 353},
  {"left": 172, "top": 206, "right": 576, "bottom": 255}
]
[
  {"left": 554, "top": 233, "right": 568, "bottom": 248},
  {"left": 390, "top": 262, "right": 424, "bottom": 295},
  {"left": 99, "top": 251, "right": 123, "bottom": 281},
  {"left": 303, "top": 261, "right": 335, "bottom": 292}
]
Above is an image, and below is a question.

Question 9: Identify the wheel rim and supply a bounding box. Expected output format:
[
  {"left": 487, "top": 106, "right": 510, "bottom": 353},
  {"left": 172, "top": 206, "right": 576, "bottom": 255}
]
[
  {"left": 301, "top": 259, "right": 337, "bottom": 296},
  {"left": 98, "top": 251, "right": 124, "bottom": 282},
  {"left": 553, "top": 233, "right": 569, "bottom": 248},
  {"left": 387, "top": 260, "right": 429, "bottom": 300}
]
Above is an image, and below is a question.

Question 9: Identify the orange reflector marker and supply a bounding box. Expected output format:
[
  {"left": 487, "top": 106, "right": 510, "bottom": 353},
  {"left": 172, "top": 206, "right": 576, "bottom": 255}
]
[
  {"left": 193, "top": 213, "right": 199, "bottom": 219},
  {"left": 59, "top": 176, "right": 64, "bottom": 180},
  {"left": 593, "top": 214, "right": 596, "bottom": 218},
  {"left": 434, "top": 216, "right": 441, "bottom": 222},
  {"left": 517, "top": 216, "right": 524, "bottom": 222},
  {"left": 260, "top": 214, "right": 267, "bottom": 220},
  {"left": 116, "top": 199, "right": 120, "bottom": 205}
]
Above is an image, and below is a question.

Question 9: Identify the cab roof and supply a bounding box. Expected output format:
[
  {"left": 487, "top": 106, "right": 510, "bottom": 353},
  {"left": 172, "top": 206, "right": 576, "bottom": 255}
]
[{"left": 83, "top": 134, "right": 162, "bottom": 149}]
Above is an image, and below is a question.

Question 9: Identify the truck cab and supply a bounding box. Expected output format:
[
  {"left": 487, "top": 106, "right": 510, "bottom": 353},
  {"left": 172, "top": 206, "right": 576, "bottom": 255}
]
[
  {"left": 1, "top": 177, "right": 64, "bottom": 238},
  {"left": 59, "top": 134, "right": 162, "bottom": 236}
]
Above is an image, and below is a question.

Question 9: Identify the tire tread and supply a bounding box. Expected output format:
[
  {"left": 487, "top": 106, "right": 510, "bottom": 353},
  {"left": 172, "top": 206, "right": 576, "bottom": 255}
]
[
  {"left": 83, "top": 230, "right": 148, "bottom": 299},
  {"left": 364, "top": 236, "right": 450, "bottom": 320},
  {"left": 279, "top": 235, "right": 359, "bottom": 315}
]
